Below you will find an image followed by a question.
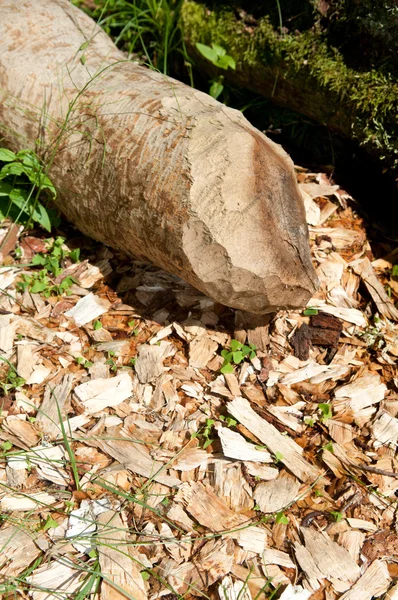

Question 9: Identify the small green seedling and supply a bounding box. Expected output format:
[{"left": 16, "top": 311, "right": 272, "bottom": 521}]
[
  {"left": 275, "top": 511, "right": 289, "bottom": 525},
  {"left": 220, "top": 339, "right": 256, "bottom": 374},
  {"left": 195, "top": 42, "right": 236, "bottom": 99},
  {"left": 219, "top": 415, "right": 237, "bottom": 428},
  {"left": 322, "top": 441, "right": 334, "bottom": 453},
  {"left": 93, "top": 320, "right": 102, "bottom": 330},
  {"left": 0, "top": 147, "right": 58, "bottom": 231},
  {"left": 75, "top": 357, "right": 93, "bottom": 369},
  {"left": 16, "top": 237, "right": 79, "bottom": 297},
  {"left": 330, "top": 510, "right": 343, "bottom": 522},
  {"left": 303, "top": 307, "right": 318, "bottom": 316},
  {"left": 0, "top": 363, "right": 25, "bottom": 396},
  {"left": 392, "top": 265, "right": 398, "bottom": 277},
  {"left": 274, "top": 451, "right": 284, "bottom": 464},
  {"left": 318, "top": 403, "right": 332, "bottom": 423}
]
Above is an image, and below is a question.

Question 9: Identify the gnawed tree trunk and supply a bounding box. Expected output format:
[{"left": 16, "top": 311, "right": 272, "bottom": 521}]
[{"left": 0, "top": 0, "right": 318, "bottom": 314}]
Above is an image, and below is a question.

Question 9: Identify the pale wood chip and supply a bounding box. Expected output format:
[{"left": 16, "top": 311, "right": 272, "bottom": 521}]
[
  {"left": 77, "top": 259, "right": 112, "bottom": 288},
  {"left": 337, "top": 530, "right": 365, "bottom": 563},
  {"left": 235, "top": 526, "right": 267, "bottom": 554},
  {"left": 135, "top": 344, "right": 165, "bottom": 383},
  {"left": 346, "top": 518, "right": 377, "bottom": 532},
  {"left": 175, "top": 481, "right": 245, "bottom": 531},
  {"left": 27, "top": 444, "right": 69, "bottom": 486},
  {"left": 15, "top": 316, "right": 56, "bottom": 342},
  {"left": 279, "top": 584, "right": 312, "bottom": 600},
  {"left": 339, "top": 560, "right": 391, "bottom": 600},
  {"left": 167, "top": 503, "right": 196, "bottom": 532},
  {"left": 217, "top": 425, "right": 272, "bottom": 462},
  {"left": 334, "top": 373, "right": 386, "bottom": 412},
  {"left": 96, "top": 340, "right": 130, "bottom": 356},
  {"left": 16, "top": 343, "right": 38, "bottom": 380},
  {"left": 97, "top": 510, "right": 148, "bottom": 600},
  {"left": 1, "top": 492, "right": 57, "bottom": 511},
  {"left": 294, "top": 527, "right": 360, "bottom": 585},
  {"left": 224, "top": 372, "right": 241, "bottom": 397},
  {"left": 0, "top": 526, "right": 42, "bottom": 577},
  {"left": 64, "top": 292, "right": 111, "bottom": 325},
  {"left": 227, "top": 397, "right": 321, "bottom": 482},
  {"left": 352, "top": 257, "right": 398, "bottom": 321},
  {"left": 305, "top": 301, "right": 367, "bottom": 326},
  {"left": 254, "top": 471, "right": 300, "bottom": 513},
  {"left": 91, "top": 427, "right": 180, "bottom": 487},
  {"left": 262, "top": 548, "right": 295, "bottom": 569},
  {"left": 73, "top": 372, "right": 133, "bottom": 414},
  {"left": 310, "top": 227, "right": 365, "bottom": 249},
  {"left": 26, "top": 559, "right": 82, "bottom": 600},
  {"left": 149, "top": 323, "right": 173, "bottom": 344},
  {"left": 280, "top": 362, "right": 350, "bottom": 385},
  {"left": 386, "top": 582, "right": 398, "bottom": 600},
  {"left": 300, "top": 182, "right": 339, "bottom": 199},
  {"left": 37, "top": 374, "right": 74, "bottom": 439},
  {"left": 218, "top": 576, "right": 252, "bottom": 600},
  {"left": 2, "top": 415, "right": 40, "bottom": 449},
  {"left": 372, "top": 411, "right": 398, "bottom": 448},
  {"left": 192, "top": 538, "right": 235, "bottom": 588},
  {"left": 212, "top": 460, "right": 254, "bottom": 513},
  {"left": 172, "top": 447, "right": 209, "bottom": 471},
  {"left": 261, "top": 564, "right": 290, "bottom": 587},
  {"left": 232, "top": 565, "right": 271, "bottom": 598},
  {"left": 6, "top": 453, "right": 28, "bottom": 488},
  {"left": 189, "top": 335, "right": 218, "bottom": 368},
  {"left": 245, "top": 462, "right": 279, "bottom": 481}
]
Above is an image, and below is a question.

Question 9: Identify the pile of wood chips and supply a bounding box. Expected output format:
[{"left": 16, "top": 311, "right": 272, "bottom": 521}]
[{"left": 0, "top": 167, "right": 398, "bottom": 600}]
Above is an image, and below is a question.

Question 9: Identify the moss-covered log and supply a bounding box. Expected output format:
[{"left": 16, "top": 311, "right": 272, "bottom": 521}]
[{"left": 180, "top": 1, "right": 398, "bottom": 177}]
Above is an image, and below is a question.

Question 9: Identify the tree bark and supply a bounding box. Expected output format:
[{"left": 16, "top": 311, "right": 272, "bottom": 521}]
[{"left": 0, "top": 0, "right": 318, "bottom": 314}]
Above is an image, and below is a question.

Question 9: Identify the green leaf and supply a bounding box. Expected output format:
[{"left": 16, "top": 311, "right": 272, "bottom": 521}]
[
  {"left": 30, "top": 280, "right": 49, "bottom": 293},
  {"left": 216, "top": 55, "right": 236, "bottom": 70},
  {"left": 31, "top": 254, "right": 46, "bottom": 266},
  {"left": 220, "top": 363, "right": 234, "bottom": 374},
  {"left": 232, "top": 350, "right": 244, "bottom": 364},
  {"left": 35, "top": 203, "right": 52, "bottom": 232},
  {"left": 241, "top": 345, "right": 252, "bottom": 356},
  {"left": 275, "top": 511, "right": 289, "bottom": 524},
  {"left": 230, "top": 339, "right": 242, "bottom": 352},
  {"left": 319, "top": 403, "right": 332, "bottom": 422},
  {"left": 392, "top": 265, "right": 398, "bottom": 277},
  {"left": 303, "top": 307, "right": 319, "bottom": 316},
  {"left": 274, "top": 451, "right": 284, "bottom": 463},
  {"left": 212, "top": 43, "right": 226, "bottom": 56},
  {"left": 203, "top": 438, "right": 213, "bottom": 449},
  {"left": 93, "top": 320, "right": 102, "bottom": 330},
  {"left": 69, "top": 248, "right": 80, "bottom": 263},
  {"left": 195, "top": 42, "right": 218, "bottom": 64},
  {"left": 0, "top": 181, "right": 12, "bottom": 196},
  {"left": 141, "top": 571, "right": 150, "bottom": 581},
  {"left": 0, "top": 162, "right": 25, "bottom": 178},
  {"left": 0, "top": 148, "right": 17, "bottom": 162},
  {"left": 209, "top": 80, "right": 224, "bottom": 99},
  {"left": 323, "top": 441, "right": 334, "bottom": 453},
  {"left": 42, "top": 515, "right": 59, "bottom": 531},
  {"left": 1, "top": 440, "right": 12, "bottom": 452},
  {"left": 330, "top": 511, "right": 343, "bottom": 522},
  {"left": 79, "top": 40, "right": 90, "bottom": 51}
]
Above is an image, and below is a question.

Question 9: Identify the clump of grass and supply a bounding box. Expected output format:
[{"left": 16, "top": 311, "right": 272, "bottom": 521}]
[{"left": 76, "top": 0, "right": 192, "bottom": 81}]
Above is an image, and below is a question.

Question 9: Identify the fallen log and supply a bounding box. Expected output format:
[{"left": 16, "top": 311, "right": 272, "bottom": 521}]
[{"left": 0, "top": 0, "right": 318, "bottom": 314}]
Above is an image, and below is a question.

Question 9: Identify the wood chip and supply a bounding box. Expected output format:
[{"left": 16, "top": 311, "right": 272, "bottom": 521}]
[
  {"left": 254, "top": 471, "right": 301, "bottom": 513},
  {"left": 64, "top": 292, "right": 111, "bottom": 325},
  {"left": 352, "top": 257, "right": 398, "bottom": 321},
  {"left": 0, "top": 492, "right": 57, "bottom": 511},
  {"left": 97, "top": 510, "right": 148, "bottom": 600},
  {"left": 294, "top": 527, "right": 360, "bottom": 586},
  {"left": 227, "top": 397, "right": 321, "bottom": 482},
  {"left": 189, "top": 335, "right": 218, "bottom": 368},
  {"left": 217, "top": 425, "right": 272, "bottom": 462},
  {"left": 37, "top": 374, "right": 74, "bottom": 439},
  {"left": 26, "top": 559, "right": 82, "bottom": 600},
  {"left": 0, "top": 526, "right": 42, "bottom": 577},
  {"left": 73, "top": 372, "right": 133, "bottom": 414},
  {"left": 339, "top": 559, "right": 391, "bottom": 600}
]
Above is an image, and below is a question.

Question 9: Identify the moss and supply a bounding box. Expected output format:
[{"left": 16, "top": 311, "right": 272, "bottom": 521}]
[{"left": 180, "top": 1, "right": 398, "bottom": 174}]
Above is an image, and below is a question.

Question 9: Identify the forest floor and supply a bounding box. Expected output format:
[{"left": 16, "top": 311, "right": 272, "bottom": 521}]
[{"left": 0, "top": 166, "right": 398, "bottom": 600}]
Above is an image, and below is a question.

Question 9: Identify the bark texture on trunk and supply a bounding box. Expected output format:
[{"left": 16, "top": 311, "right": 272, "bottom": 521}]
[{"left": 0, "top": 0, "right": 318, "bottom": 314}]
